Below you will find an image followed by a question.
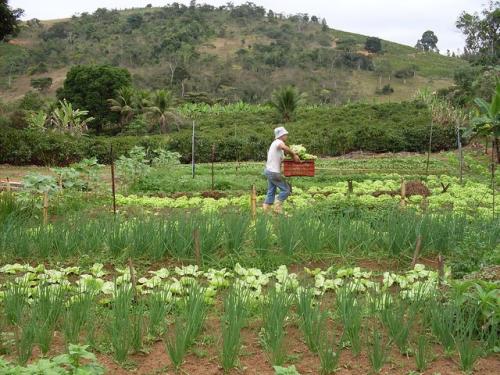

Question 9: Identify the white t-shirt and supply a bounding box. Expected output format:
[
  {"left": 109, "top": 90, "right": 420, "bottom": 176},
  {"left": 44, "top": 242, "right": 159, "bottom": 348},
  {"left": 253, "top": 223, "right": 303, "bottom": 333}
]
[{"left": 266, "top": 139, "right": 285, "bottom": 173}]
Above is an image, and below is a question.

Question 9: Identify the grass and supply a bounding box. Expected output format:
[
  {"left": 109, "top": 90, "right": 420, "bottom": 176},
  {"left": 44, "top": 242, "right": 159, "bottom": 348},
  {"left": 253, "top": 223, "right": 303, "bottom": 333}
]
[
  {"left": 336, "top": 283, "right": 363, "bottom": 356},
  {"left": 296, "top": 287, "right": 326, "bottom": 353}
]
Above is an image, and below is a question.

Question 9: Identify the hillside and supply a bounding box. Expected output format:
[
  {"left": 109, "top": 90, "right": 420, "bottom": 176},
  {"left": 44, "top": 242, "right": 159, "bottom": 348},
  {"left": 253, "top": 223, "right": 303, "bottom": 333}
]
[{"left": 0, "top": 2, "right": 466, "bottom": 104}]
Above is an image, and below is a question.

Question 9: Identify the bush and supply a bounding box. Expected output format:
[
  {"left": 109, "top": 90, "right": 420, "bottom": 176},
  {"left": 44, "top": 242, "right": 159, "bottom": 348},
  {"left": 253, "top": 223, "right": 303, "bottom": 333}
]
[
  {"left": 0, "top": 102, "right": 457, "bottom": 165},
  {"left": 0, "top": 129, "right": 169, "bottom": 165}
]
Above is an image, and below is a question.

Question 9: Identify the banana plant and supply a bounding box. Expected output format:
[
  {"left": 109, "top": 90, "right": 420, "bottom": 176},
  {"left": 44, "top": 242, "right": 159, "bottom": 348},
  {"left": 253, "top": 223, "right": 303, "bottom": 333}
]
[
  {"left": 51, "top": 99, "right": 94, "bottom": 136},
  {"left": 469, "top": 82, "right": 500, "bottom": 163}
]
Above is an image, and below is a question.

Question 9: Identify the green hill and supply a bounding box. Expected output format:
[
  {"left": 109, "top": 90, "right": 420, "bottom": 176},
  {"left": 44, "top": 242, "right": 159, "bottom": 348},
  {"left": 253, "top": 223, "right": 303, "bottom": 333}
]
[{"left": 0, "top": 2, "right": 465, "bottom": 103}]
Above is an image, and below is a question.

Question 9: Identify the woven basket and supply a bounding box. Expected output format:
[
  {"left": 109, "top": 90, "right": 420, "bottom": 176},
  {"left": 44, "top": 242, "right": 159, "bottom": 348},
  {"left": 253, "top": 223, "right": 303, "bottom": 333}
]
[{"left": 283, "top": 160, "right": 315, "bottom": 177}]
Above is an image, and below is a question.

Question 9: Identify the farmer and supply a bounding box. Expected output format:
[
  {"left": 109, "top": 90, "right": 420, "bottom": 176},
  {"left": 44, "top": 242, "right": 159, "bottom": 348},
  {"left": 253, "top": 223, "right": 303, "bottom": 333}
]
[{"left": 263, "top": 126, "right": 300, "bottom": 213}]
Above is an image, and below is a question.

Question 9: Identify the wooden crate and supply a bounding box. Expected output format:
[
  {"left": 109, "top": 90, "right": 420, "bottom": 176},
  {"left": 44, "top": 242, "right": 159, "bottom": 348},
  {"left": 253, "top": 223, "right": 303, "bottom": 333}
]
[{"left": 283, "top": 160, "right": 315, "bottom": 177}]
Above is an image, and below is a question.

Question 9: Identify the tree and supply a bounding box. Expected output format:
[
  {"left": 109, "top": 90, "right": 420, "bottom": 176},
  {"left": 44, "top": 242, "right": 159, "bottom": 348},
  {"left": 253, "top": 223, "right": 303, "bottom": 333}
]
[
  {"left": 456, "top": 1, "right": 500, "bottom": 65},
  {"left": 0, "top": 0, "right": 23, "bottom": 41},
  {"left": 416, "top": 30, "right": 439, "bottom": 52},
  {"left": 30, "top": 77, "right": 53, "bottom": 92},
  {"left": 107, "top": 87, "right": 135, "bottom": 128},
  {"left": 57, "top": 65, "right": 132, "bottom": 133},
  {"left": 365, "top": 37, "right": 382, "bottom": 53},
  {"left": 321, "top": 18, "right": 328, "bottom": 32},
  {"left": 270, "top": 86, "right": 304, "bottom": 123},
  {"left": 145, "top": 90, "right": 182, "bottom": 133}
]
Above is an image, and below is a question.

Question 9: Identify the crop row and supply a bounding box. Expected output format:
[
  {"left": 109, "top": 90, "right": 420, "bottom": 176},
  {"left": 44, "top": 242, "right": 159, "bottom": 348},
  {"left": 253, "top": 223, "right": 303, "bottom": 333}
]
[
  {"left": 0, "top": 263, "right": 497, "bottom": 373},
  {"left": 1, "top": 208, "right": 498, "bottom": 264}
]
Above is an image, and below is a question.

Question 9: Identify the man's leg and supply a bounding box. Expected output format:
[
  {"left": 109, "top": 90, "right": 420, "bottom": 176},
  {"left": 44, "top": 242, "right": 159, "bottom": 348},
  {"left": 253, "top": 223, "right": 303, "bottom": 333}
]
[
  {"left": 263, "top": 175, "right": 277, "bottom": 211},
  {"left": 274, "top": 175, "right": 291, "bottom": 213}
]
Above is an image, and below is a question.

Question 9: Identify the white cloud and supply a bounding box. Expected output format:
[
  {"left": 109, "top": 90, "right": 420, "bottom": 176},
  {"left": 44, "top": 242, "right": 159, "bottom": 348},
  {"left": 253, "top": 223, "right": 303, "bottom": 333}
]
[{"left": 10, "top": 0, "right": 486, "bottom": 52}]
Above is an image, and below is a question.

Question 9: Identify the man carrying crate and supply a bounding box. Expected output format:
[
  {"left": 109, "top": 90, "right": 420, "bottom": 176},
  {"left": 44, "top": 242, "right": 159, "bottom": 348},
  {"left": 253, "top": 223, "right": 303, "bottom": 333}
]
[{"left": 263, "top": 126, "right": 300, "bottom": 214}]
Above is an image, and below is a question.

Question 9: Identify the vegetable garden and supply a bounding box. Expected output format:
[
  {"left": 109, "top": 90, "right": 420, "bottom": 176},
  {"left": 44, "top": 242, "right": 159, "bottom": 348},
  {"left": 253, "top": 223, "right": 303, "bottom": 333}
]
[{"left": 0, "top": 150, "right": 498, "bottom": 374}]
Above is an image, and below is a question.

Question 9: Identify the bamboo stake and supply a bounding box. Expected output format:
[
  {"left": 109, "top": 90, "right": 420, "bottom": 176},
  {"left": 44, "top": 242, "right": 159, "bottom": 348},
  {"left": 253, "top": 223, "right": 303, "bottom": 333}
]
[
  {"left": 193, "top": 228, "right": 201, "bottom": 267},
  {"left": 43, "top": 192, "right": 49, "bottom": 225},
  {"left": 411, "top": 236, "right": 422, "bottom": 268},
  {"left": 251, "top": 185, "right": 257, "bottom": 219}
]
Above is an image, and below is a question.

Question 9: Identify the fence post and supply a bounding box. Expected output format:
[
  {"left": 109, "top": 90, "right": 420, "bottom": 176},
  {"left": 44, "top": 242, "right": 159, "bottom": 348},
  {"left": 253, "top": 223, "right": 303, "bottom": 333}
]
[
  {"left": 193, "top": 228, "right": 201, "bottom": 267},
  {"left": 251, "top": 185, "right": 257, "bottom": 219},
  {"left": 211, "top": 144, "right": 215, "bottom": 191},
  {"left": 400, "top": 179, "right": 406, "bottom": 207},
  {"left": 6, "top": 177, "right": 11, "bottom": 192},
  {"left": 110, "top": 145, "right": 117, "bottom": 215},
  {"left": 43, "top": 192, "right": 49, "bottom": 225},
  {"left": 192, "top": 121, "right": 196, "bottom": 179},
  {"left": 347, "top": 179, "right": 353, "bottom": 196}
]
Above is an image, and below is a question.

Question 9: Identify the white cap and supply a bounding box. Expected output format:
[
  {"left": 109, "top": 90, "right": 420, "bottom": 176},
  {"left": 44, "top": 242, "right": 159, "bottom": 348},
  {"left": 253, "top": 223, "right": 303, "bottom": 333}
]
[{"left": 274, "top": 126, "right": 289, "bottom": 139}]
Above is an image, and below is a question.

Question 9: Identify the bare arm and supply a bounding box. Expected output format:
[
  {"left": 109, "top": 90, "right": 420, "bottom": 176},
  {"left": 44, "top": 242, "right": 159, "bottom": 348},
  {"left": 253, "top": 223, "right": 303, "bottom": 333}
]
[{"left": 279, "top": 143, "right": 300, "bottom": 162}]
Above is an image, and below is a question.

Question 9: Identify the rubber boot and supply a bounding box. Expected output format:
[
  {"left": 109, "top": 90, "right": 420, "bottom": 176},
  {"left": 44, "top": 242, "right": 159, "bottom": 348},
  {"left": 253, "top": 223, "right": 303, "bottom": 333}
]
[
  {"left": 273, "top": 201, "right": 283, "bottom": 214},
  {"left": 262, "top": 203, "right": 272, "bottom": 212}
]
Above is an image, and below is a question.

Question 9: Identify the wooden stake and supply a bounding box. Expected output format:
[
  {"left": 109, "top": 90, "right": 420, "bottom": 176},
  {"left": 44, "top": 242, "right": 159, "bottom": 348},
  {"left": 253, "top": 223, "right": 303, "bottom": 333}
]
[
  {"left": 251, "top": 185, "right": 257, "bottom": 219},
  {"left": 6, "top": 177, "right": 11, "bottom": 192},
  {"left": 193, "top": 228, "right": 201, "bottom": 266},
  {"left": 411, "top": 235, "right": 422, "bottom": 268},
  {"left": 211, "top": 144, "right": 215, "bottom": 191},
  {"left": 43, "top": 192, "right": 49, "bottom": 225},
  {"left": 110, "top": 146, "right": 117, "bottom": 215},
  {"left": 437, "top": 254, "right": 445, "bottom": 286},
  {"left": 128, "top": 258, "right": 137, "bottom": 299},
  {"left": 58, "top": 175, "right": 63, "bottom": 189},
  {"left": 347, "top": 179, "right": 353, "bottom": 196},
  {"left": 400, "top": 179, "right": 406, "bottom": 207}
]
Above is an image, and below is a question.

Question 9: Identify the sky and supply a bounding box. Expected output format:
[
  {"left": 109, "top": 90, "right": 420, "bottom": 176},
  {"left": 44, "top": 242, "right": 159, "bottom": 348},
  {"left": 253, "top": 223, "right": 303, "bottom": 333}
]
[{"left": 10, "top": 0, "right": 487, "bottom": 53}]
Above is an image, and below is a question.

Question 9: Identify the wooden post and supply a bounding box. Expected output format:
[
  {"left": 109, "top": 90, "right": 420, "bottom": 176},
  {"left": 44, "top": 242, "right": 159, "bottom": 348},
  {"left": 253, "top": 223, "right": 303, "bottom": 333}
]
[
  {"left": 437, "top": 254, "right": 445, "bottom": 286},
  {"left": 251, "top": 185, "right": 257, "bottom": 219},
  {"left": 456, "top": 125, "right": 464, "bottom": 185},
  {"left": 211, "top": 144, "right": 215, "bottom": 191},
  {"left": 110, "top": 146, "right": 117, "bottom": 215},
  {"left": 128, "top": 258, "right": 137, "bottom": 299},
  {"left": 6, "top": 177, "right": 11, "bottom": 192},
  {"left": 411, "top": 235, "right": 422, "bottom": 268},
  {"left": 193, "top": 228, "right": 201, "bottom": 266},
  {"left": 426, "top": 120, "right": 434, "bottom": 176},
  {"left": 400, "top": 179, "right": 406, "bottom": 207},
  {"left": 192, "top": 121, "right": 196, "bottom": 179},
  {"left": 347, "top": 179, "right": 353, "bottom": 196},
  {"left": 58, "top": 175, "right": 63, "bottom": 189},
  {"left": 43, "top": 192, "right": 49, "bottom": 225}
]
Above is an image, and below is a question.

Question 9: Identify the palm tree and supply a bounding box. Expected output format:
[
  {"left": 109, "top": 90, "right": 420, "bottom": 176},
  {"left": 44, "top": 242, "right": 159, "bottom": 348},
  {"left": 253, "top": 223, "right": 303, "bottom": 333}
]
[
  {"left": 108, "top": 87, "right": 135, "bottom": 127},
  {"left": 470, "top": 82, "right": 500, "bottom": 164},
  {"left": 145, "top": 89, "right": 182, "bottom": 133},
  {"left": 132, "top": 89, "right": 151, "bottom": 113},
  {"left": 270, "top": 86, "right": 304, "bottom": 122}
]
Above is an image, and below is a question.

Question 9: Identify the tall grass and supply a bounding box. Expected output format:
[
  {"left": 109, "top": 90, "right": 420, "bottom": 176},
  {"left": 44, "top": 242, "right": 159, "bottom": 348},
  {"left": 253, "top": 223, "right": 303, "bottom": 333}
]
[
  {"left": 223, "top": 211, "right": 249, "bottom": 254},
  {"left": 275, "top": 215, "right": 302, "bottom": 255},
  {"left": 254, "top": 214, "right": 271, "bottom": 256},
  {"left": 368, "top": 330, "right": 387, "bottom": 373},
  {"left": 147, "top": 290, "right": 171, "bottom": 338}
]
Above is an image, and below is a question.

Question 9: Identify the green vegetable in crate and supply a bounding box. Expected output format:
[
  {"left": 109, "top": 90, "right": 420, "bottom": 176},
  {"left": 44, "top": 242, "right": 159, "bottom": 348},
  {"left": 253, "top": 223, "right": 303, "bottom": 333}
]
[{"left": 286, "top": 145, "right": 317, "bottom": 160}]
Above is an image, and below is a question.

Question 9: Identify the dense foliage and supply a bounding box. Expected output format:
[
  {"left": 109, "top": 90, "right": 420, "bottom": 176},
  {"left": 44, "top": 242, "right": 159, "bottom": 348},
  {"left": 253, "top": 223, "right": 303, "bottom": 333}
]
[{"left": 56, "top": 65, "right": 132, "bottom": 133}]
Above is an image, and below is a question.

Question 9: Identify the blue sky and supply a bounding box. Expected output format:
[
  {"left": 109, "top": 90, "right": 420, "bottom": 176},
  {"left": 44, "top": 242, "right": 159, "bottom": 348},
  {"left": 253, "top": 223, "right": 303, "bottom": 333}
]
[{"left": 10, "top": 0, "right": 486, "bottom": 53}]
